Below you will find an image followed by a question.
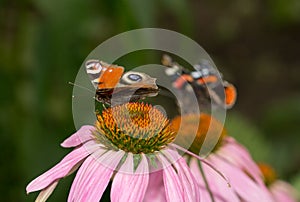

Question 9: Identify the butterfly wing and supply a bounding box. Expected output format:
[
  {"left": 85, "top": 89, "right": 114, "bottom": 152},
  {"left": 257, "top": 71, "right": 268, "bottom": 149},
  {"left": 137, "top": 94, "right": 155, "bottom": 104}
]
[
  {"left": 85, "top": 60, "right": 124, "bottom": 89},
  {"left": 86, "top": 60, "right": 159, "bottom": 105},
  {"left": 223, "top": 82, "right": 237, "bottom": 109},
  {"left": 161, "top": 55, "right": 237, "bottom": 110}
]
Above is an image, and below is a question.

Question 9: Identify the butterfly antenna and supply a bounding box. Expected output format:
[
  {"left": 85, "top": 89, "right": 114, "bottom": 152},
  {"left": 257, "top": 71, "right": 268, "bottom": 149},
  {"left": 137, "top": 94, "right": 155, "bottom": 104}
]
[{"left": 68, "top": 82, "right": 95, "bottom": 94}]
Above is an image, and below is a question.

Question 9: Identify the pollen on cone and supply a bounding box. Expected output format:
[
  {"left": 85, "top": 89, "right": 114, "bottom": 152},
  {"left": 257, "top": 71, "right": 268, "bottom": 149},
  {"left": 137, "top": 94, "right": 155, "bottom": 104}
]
[{"left": 94, "top": 102, "right": 176, "bottom": 154}]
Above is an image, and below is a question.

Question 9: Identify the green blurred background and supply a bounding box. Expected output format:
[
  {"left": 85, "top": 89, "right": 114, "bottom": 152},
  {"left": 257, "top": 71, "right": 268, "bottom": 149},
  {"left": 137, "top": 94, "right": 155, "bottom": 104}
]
[{"left": 1, "top": 0, "right": 300, "bottom": 201}]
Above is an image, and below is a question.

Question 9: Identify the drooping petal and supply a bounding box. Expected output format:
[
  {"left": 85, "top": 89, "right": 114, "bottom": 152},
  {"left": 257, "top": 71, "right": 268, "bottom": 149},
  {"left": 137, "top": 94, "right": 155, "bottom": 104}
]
[
  {"left": 61, "top": 125, "right": 95, "bottom": 148},
  {"left": 67, "top": 147, "right": 107, "bottom": 201},
  {"left": 26, "top": 142, "right": 98, "bottom": 193},
  {"left": 68, "top": 150, "right": 124, "bottom": 202},
  {"left": 189, "top": 157, "right": 240, "bottom": 202},
  {"left": 270, "top": 180, "right": 299, "bottom": 202},
  {"left": 208, "top": 155, "right": 274, "bottom": 202},
  {"left": 164, "top": 149, "right": 200, "bottom": 202},
  {"left": 158, "top": 152, "right": 184, "bottom": 202},
  {"left": 111, "top": 153, "right": 149, "bottom": 202},
  {"left": 144, "top": 170, "right": 167, "bottom": 202},
  {"left": 35, "top": 180, "right": 58, "bottom": 202},
  {"left": 217, "top": 137, "right": 263, "bottom": 184}
]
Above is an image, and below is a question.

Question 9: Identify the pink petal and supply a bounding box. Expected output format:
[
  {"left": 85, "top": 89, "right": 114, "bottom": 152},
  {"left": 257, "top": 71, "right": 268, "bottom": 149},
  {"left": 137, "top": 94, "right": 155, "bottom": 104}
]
[
  {"left": 68, "top": 150, "right": 124, "bottom": 202},
  {"left": 26, "top": 142, "right": 97, "bottom": 193},
  {"left": 189, "top": 157, "right": 240, "bottom": 202},
  {"left": 35, "top": 180, "right": 58, "bottom": 202},
  {"left": 158, "top": 152, "right": 184, "bottom": 202},
  {"left": 199, "top": 186, "right": 216, "bottom": 202},
  {"left": 61, "top": 125, "right": 95, "bottom": 148},
  {"left": 67, "top": 147, "right": 107, "bottom": 200},
  {"left": 164, "top": 149, "right": 200, "bottom": 202},
  {"left": 218, "top": 137, "right": 263, "bottom": 184},
  {"left": 144, "top": 170, "right": 167, "bottom": 202},
  {"left": 111, "top": 153, "right": 149, "bottom": 202},
  {"left": 270, "top": 180, "right": 299, "bottom": 202},
  {"left": 208, "top": 155, "right": 274, "bottom": 202}
]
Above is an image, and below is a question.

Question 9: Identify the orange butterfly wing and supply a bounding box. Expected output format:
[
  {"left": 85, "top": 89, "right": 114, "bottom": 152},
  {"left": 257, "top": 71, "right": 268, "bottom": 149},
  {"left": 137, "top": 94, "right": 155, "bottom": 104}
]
[
  {"left": 224, "top": 83, "right": 237, "bottom": 108},
  {"left": 97, "top": 65, "right": 124, "bottom": 89}
]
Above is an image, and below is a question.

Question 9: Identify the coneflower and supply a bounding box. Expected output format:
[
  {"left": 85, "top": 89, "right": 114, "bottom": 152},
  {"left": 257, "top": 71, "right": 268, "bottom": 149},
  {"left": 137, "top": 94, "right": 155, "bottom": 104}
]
[
  {"left": 26, "top": 102, "right": 214, "bottom": 202},
  {"left": 259, "top": 163, "right": 299, "bottom": 202},
  {"left": 170, "top": 113, "right": 275, "bottom": 202}
]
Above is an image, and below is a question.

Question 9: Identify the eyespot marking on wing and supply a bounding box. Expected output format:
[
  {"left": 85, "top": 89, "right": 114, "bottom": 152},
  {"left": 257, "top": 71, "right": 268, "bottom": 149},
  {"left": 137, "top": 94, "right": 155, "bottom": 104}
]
[{"left": 121, "top": 72, "right": 146, "bottom": 84}]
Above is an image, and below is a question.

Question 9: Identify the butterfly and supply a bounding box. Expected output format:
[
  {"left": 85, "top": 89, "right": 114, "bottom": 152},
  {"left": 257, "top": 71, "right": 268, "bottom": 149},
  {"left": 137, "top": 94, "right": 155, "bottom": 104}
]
[
  {"left": 85, "top": 60, "right": 159, "bottom": 106},
  {"left": 161, "top": 55, "right": 237, "bottom": 110}
]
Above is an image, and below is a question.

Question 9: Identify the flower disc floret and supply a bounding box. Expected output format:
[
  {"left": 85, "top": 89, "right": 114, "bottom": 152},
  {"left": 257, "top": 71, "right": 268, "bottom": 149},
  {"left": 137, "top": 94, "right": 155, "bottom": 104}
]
[{"left": 95, "top": 102, "right": 176, "bottom": 154}]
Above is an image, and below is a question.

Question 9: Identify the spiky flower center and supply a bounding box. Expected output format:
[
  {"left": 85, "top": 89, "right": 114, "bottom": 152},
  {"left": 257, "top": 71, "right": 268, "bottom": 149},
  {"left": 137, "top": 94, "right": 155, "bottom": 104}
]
[
  {"left": 170, "top": 113, "right": 226, "bottom": 154},
  {"left": 94, "top": 102, "right": 175, "bottom": 154}
]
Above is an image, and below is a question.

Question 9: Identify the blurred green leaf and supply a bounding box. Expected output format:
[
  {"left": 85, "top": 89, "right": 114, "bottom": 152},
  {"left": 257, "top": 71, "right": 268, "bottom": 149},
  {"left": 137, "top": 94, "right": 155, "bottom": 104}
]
[
  {"left": 260, "top": 96, "right": 300, "bottom": 178},
  {"left": 291, "top": 173, "right": 300, "bottom": 198},
  {"left": 267, "top": 0, "right": 300, "bottom": 25},
  {"left": 127, "top": 0, "right": 157, "bottom": 27}
]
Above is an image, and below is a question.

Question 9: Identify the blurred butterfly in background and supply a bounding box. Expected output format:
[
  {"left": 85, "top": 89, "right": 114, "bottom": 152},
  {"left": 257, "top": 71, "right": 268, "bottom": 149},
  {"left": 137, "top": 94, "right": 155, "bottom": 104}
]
[
  {"left": 161, "top": 54, "right": 237, "bottom": 111},
  {"left": 85, "top": 60, "right": 159, "bottom": 106}
]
